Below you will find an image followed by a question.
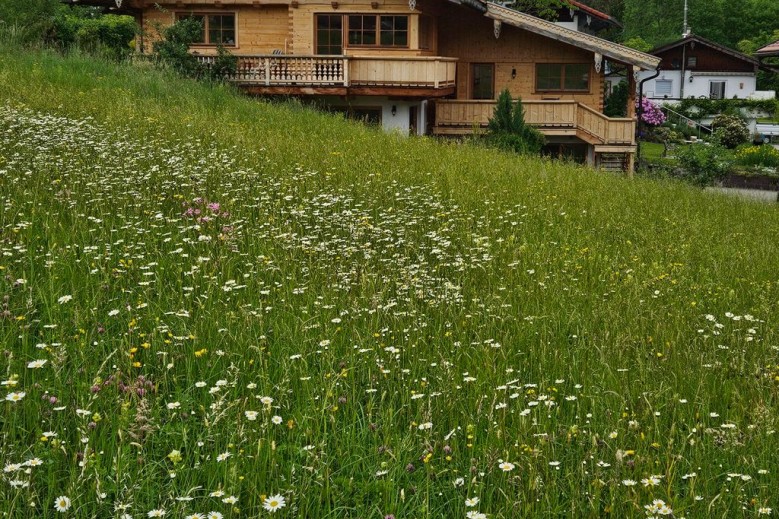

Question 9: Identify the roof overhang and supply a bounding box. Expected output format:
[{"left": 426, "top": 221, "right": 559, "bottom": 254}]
[
  {"left": 652, "top": 35, "right": 760, "bottom": 67},
  {"left": 482, "top": 2, "right": 659, "bottom": 70}
]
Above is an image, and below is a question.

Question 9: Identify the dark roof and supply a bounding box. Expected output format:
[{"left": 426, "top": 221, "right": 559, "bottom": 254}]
[
  {"left": 567, "top": 0, "right": 621, "bottom": 27},
  {"left": 650, "top": 35, "right": 759, "bottom": 66}
]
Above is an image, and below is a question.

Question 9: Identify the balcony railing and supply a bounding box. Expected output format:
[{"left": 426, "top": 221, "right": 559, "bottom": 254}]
[
  {"left": 195, "top": 55, "right": 457, "bottom": 89},
  {"left": 434, "top": 100, "right": 636, "bottom": 146}
]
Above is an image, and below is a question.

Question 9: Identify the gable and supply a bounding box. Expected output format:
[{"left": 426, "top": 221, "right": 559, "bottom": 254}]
[{"left": 652, "top": 37, "right": 757, "bottom": 73}]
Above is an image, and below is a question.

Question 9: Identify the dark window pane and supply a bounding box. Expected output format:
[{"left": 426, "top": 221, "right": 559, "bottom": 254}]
[
  {"left": 563, "top": 64, "right": 589, "bottom": 90},
  {"left": 472, "top": 63, "right": 494, "bottom": 99},
  {"left": 536, "top": 64, "right": 561, "bottom": 90}
]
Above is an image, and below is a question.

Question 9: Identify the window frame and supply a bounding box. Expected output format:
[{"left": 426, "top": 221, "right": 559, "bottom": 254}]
[
  {"left": 655, "top": 79, "right": 673, "bottom": 97},
  {"left": 471, "top": 63, "right": 495, "bottom": 100},
  {"left": 709, "top": 80, "right": 726, "bottom": 100},
  {"left": 343, "top": 14, "right": 409, "bottom": 49},
  {"left": 175, "top": 12, "right": 237, "bottom": 47},
  {"left": 535, "top": 63, "right": 591, "bottom": 93},
  {"left": 316, "top": 14, "right": 344, "bottom": 55}
]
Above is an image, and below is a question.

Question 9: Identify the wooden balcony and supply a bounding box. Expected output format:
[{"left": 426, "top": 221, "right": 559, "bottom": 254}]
[
  {"left": 434, "top": 100, "right": 636, "bottom": 148},
  {"left": 196, "top": 55, "right": 457, "bottom": 95}
]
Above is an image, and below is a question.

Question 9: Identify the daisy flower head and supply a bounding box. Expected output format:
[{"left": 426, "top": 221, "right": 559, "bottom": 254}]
[
  {"left": 498, "top": 461, "right": 515, "bottom": 472},
  {"left": 216, "top": 451, "right": 231, "bottom": 462},
  {"left": 263, "top": 494, "right": 286, "bottom": 513},
  {"left": 5, "top": 392, "right": 25, "bottom": 402},
  {"left": 185, "top": 515, "right": 205, "bottom": 519},
  {"left": 245, "top": 410, "right": 259, "bottom": 421},
  {"left": 271, "top": 415, "right": 283, "bottom": 425},
  {"left": 757, "top": 508, "right": 772, "bottom": 515},
  {"left": 148, "top": 510, "right": 166, "bottom": 518},
  {"left": 465, "top": 496, "right": 480, "bottom": 507},
  {"left": 466, "top": 512, "right": 488, "bottom": 519},
  {"left": 27, "top": 359, "right": 48, "bottom": 369},
  {"left": 54, "top": 495, "right": 71, "bottom": 512},
  {"left": 207, "top": 512, "right": 224, "bottom": 519}
]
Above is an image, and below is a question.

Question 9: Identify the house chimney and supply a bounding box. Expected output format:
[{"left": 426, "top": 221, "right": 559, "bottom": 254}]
[{"left": 682, "top": 0, "right": 690, "bottom": 38}]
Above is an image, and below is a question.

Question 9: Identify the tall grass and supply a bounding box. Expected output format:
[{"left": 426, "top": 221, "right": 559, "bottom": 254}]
[{"left": 1, "top": 43, "right": 778, "bottom": 518}]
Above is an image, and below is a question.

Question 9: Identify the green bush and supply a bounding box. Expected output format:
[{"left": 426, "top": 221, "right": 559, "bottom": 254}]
[
  {"left": 53, "top": 14, "right": 137, "bottom": 59},
  {"left": 604, "top": 80, "right": 628, "bottom": 118},
  {"left": 674, "top": 97, "right": 779, "bottom": 120},
  {"left": 152, "top": 17, "right": 236, "bottom": 81},
  {"left": 486, "top": 89, "right": 545, "bottom": 154},
  {"left": 0, "top": 0, "right": 60, "bottom": 45},
  {"left": 734, "top": 144, "right": 779, "bottom": 169},
  {"left": 711, "top": 114, "right": 750, "bottom": 149},
  {"left": 675, "top": 143, "right": 734, "bottom": 186}
]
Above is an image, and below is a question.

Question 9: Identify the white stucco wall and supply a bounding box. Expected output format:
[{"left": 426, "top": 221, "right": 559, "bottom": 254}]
[
  {"left": 639, "top": 70, "right": 757, "bottom": 100},
  {"left": 318, "top": 96, "right": 427, "bottom": 136}
]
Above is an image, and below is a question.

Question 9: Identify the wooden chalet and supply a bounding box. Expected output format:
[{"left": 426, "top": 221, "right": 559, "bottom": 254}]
[{"left": 80, "top": 0, "right": 659, "bottom": 171}]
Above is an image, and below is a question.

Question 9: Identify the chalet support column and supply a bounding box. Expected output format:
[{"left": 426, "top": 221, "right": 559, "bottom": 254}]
[
  {"left": 627, "top": 67, "right": 637, "bottom": 120},
  {"left": 594, "top": 53, "right": 602, "bottom": 73}
]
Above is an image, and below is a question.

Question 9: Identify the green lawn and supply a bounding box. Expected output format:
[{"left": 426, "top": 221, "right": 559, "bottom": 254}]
[{"left": 2, "top": 45, "right": 779, "bottom": 518}]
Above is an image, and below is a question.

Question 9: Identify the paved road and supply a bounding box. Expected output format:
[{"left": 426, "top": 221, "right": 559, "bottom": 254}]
[{"left": 705, "top": 187, "right": 779, "bottom": 203}]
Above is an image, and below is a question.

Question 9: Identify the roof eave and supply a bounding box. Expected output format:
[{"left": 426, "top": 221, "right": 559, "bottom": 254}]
[{"left": 484, "top": 2, "right": 659, "bottom": 70}]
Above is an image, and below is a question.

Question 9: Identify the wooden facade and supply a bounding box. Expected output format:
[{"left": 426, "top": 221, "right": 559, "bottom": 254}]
[{"left": 88, "top": 0, "right": 659, "bottom": 172}]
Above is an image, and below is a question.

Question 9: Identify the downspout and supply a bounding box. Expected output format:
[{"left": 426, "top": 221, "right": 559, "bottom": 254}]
[
  {"left": 680, "top": 42, "right": 686, "bottom": 99},
  {"left": 636, "top": 68, "right": 661, "bottom": 167}
]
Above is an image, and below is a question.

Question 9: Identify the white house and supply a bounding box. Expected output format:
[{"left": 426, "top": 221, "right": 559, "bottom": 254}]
[{"left": 639, "top": 35, "right": 762, "bottom": 102}]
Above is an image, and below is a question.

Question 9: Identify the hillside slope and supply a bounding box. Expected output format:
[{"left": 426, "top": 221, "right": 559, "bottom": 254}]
[{"left": 1, "top": 47, "right": 778, "bottom": 518}]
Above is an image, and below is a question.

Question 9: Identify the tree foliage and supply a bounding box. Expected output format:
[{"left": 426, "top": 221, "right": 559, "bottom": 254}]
[
  {"left": 0, "top": 0, "right": 136, "bottom": 57},
  {"left": 486, "top": 89, "right": 546, "bottom": 155},
  {"left": 152, "top": 17, "right": 237, "bottom": 81},
  {"left": 604, "top": 80, "right": 629, "bottom": 117},
  {"left": 507, "top": 0, "right": 572, "bottom": 21}
]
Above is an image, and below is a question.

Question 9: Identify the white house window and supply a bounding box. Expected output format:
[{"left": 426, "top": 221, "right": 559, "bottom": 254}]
[
  {"left": 655, "top": 79, "right": 673, "bottom": 97},
  {"left": 709, "top": 81, "right": 726, "bottom": 99}
]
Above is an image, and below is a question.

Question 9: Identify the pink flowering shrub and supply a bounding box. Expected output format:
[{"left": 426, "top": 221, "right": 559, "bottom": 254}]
[{"left": 637, "top": 96, "right": 666, "bottom": 126}]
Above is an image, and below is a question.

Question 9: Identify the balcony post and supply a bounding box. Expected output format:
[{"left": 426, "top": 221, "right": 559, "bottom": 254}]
[
  {"left": 343, "top": 57, "right": 349, "bottom": 86},
  {"left": 265, "top": 58, "right": 271, "bottom": 86}
]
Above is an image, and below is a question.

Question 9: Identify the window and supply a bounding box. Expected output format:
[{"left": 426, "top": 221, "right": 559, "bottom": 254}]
[
  {"left": 316, "top": 14, "right": 343, "bottom": 55},
  {"left": 348, "top": 15, "right": 377, "bottom": 45},
  {"left": 709, "top": 81, "right": 726, "bottom": 100},
  {"left": 655, "top": 79, "right": 673, "bottom": 97},
  {"left": 347, "top": 15, "right": 407, "bottom": 47},
  {"left": 536, "top": 63, "right": 590, "bottom": 91},
  {"left": 471, "top": 63, "right": 494, "bottom": 100},
  {"left": 176, "top": 13, "right": 236, "bottom": 46},
  {"left": 687, "top": 56, "right": 697, "bottom": 68}
]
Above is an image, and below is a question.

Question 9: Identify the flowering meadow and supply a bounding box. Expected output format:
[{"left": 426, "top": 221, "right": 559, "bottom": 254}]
[{"left": 1, "top": 47, "right": 779, "bottom": 518}]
